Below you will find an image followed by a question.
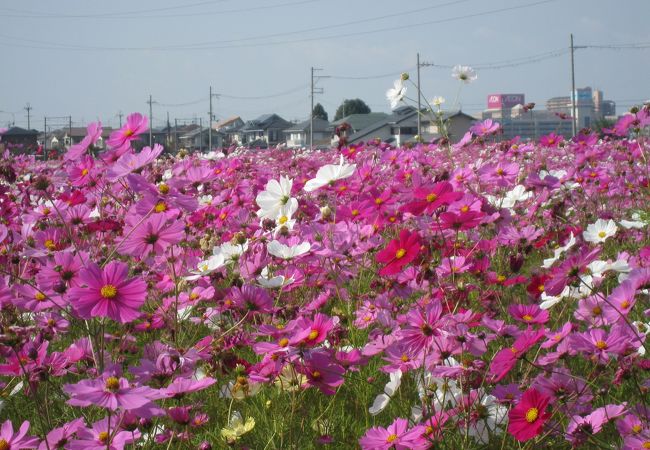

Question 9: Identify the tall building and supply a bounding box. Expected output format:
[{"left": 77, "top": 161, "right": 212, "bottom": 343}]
[{"left": 484, "top": 88, "right": 617, "bottom": 140}]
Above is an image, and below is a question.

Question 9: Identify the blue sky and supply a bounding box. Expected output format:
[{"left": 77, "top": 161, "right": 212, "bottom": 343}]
[{"left": 1, "top": 0, "right": 649, "bottom": 129}]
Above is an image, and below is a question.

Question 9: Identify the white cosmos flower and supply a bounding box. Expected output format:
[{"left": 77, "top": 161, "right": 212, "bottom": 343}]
[
  {"left": 303, "top": 155, "right": 356, "bottom": 192},
  {"left": 185, "top": 253, "right": 225, "bottom": 280},
  {"left": 257, "top": 266, "right": 294, "bottom": 288},
  {"left": 467, "top": 393, "right": 508, "bottom": 444},
  {"left": 583, "top": 219, "right": 617, "bottom": 244},
  {"left": 620, "top": 213, "right": 646, "bottom": 229},
  {"left": 431, "top": 96, "right": 446, "bottom": 107},
  {"left": 198, "top": 195, "right": 213, "bottom": 206},
  {"left": 267, "top": 240, "right": 310, "bottom": 259},
  {"left": 256, "top": 176, "right": 297, "bottom": 220},
  {"left": 452, "top": 65, "right": 477, "bottom": 83},
  {"left": 386, "top": 78, "right": 407, "bottom": 109},
  {"left": 541, "top": 233, "right": 576, "bottom": 269},
  {"left": 214, "top": 241, "right": 248, "bottom": 265},
  {"left": 369, "top": 370, "right": 402, "bottom": 416}
]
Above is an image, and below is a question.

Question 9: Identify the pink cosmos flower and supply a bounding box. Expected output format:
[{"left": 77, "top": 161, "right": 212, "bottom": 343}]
[
  {"left": 400, "top": 181, "right": 463, "bottom": 216},
  {"left": 65, "top": 121, "right": 102, "bottom": 161},
  {"left": 359, "top": 417, "right": 422, "bottom": 450},
  {"left": 67, "top": 155, "right": 95, "bottom": 187},
  {"left": 298, "top": 350, "right": 345, "bottom": 395},
  {"left": 0, "top": 420, "right": 39, "bottom": 449},
  {"left": 289, "top": 313, "right": 335, "bottom": 347},
  {"left": 38, "top": 417, "right": 85, "bottom": 450},
  {"left": 566, "top": 404, "right": 626, "bottom": 446},
  {"left": 376, "top": 229, "right": 421, "bottom": 276},
  {"left": 159, "top": 377, "right": 216, "bottom": 399},
  {"left": 118, "top": 214, "right": 184, "bottom": 258},
  {"left": 66, "top": 416, "right": 140, "bottom": 450},
  {"left": 508, "top": 304, "right": 549, "bottom": 325},
  {"left": 67, "top": 261, "right": 147, "bottom": 323},
  {"left": 106, "top": 144, "right": 164, "bottom": 181},
  {"left": 63, "top": 372, "right": 160, "bottom": 410},
  {"left": 400, "top": 301, "right": 443, "bottom": 352},
  {"left": 470, "top": 118, "right": 500, "bottom": 136},
  {"left": 507, "top": 388, "right": 551, "bottom": 442},
  {"left": 489, "top": 329, "right": 545, "bottom": 382},
  {"left": 107, "top": 112, "right": 148, "bottom": 154}
]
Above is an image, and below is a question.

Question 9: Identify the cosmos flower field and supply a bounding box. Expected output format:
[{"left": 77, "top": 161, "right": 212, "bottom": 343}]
[{"left": 1, "top": 107, "right": 650, "bottom": 449}]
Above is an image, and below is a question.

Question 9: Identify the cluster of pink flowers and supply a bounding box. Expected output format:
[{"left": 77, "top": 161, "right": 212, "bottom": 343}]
[{"left": 0, "top": 107, "right": 649, "bottom": 449}]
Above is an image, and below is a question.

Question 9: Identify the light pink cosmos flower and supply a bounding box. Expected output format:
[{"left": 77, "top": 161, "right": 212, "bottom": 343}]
[
  {"left": 67, "top": 261, "right": 147, "bottom": 323},
  {"left": 117, "top": 214, "right": 184, "bottom": 259},
  {"left": 106, "top": 143, "right": 164, "bottom": 181},
  {"left": 470, "top": 118, "right": 500, "bottom": 136},
  {"left": 63, "top": 372, "right": 161, "bottom": 411},
  {"left": 66, "top": 416, "right": 140, "bottom": 450}
]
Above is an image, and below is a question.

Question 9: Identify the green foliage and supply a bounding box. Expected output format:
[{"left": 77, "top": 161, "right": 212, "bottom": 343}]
[
  {"left": 312, "top": 103, "right": 328, "bottom": 122},
  {"left": 333, "top": 99, "right": 371, "bottom": 121}
]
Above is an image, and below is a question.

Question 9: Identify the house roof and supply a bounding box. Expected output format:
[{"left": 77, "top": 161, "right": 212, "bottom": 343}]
[
  {"left": 214, "top": 116, "right": 243, "bottom": 130},
  {"left": 348, "top": 106, "right": 475, "bottom": 142},
  {"left": 330, "top": 113, "right": 389, "bottom": 132},
  {"left": 283, "top": 118, "right": 330, "bottom": 133},
  {"left": 2, "top": 126, "right": 39, "bottom": 136},
  {"left": 240, "top": 113, "right": 291, "bottom": 132}
]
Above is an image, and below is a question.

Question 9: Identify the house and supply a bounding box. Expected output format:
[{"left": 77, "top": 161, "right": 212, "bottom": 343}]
[
  {"left": 347, "top": 106, "right": 476, "bottom": 145},
  {"left": 49, "top": 126, "right": 115, "bottom": 150},
  {"left": 329, "top": 113, "right": 389, "bottom": 135},
  {"left": 1, "top": 127, "right": 39, "bottom": 153},
  {"left": 214, "top": 116, "right": 245, "bottom": 146},
  {"left": 239, "top": 114, "right": 292, "bottom": 147},
  {"left": 179, "top": 126, "right": 223, "bottom": 152},
  {"left": 283, "top": 118, "right": 330, "bottom": 149}
]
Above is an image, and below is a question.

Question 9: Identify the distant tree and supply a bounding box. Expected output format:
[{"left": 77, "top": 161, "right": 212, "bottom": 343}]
[
  {"left": 312, "top": 103, "right": 328, "bottom": 121},
  {"left": 334, "top": 99, "right": 371, "bottom": 121},
  {"left": 592, "top": 117, "right": 616, "bottom": 137}
]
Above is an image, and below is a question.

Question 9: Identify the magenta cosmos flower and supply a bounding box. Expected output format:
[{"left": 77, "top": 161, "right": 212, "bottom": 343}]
[
  {"left": 67, "top": 261, "right": 147, "bottom": 323},
  {"left": 107, "top": 112, "right": 148, "bottom": 152},
  {"left": 376, "top": 229, "right": 421, "bottom": 276},
  {"left": 507, "top": 388, "right": 551, "bottom": 442},
  {"left": 63, "top": 372, "right": 160, "bottom": 410},
  {"left": 0, "top": 420, "right": 39, "bottom": 449}
]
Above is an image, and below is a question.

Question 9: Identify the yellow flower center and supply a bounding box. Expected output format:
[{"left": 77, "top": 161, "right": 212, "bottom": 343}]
[
  {"left": 44, "top": 239, "right": 57, "bottom": 251},
  {"left": 592, "top": 306, "right": 602, "bottom": 315},
  {"left": 496, "top": 168, "right": 505, "bottom": 176},
  {"left": 105, "top": 376, "right": 120, "bottom": 391},
  {"left": 620, "top": 300, "right": 630, "bottom": 309},
  {"left": 124, "top": 129, "right": 134, "bottom": 137},
  {"left": 351, "top": 209, "right": 360, "bottom": 216},
  {"left": 595, "top": 340, "right": 608, "bottom": 350},
  {"left": 35, "top": 292, "right": 47, "bottom": 301},
  {"left": 100, "top": 284, "right": 118, "bottom": 299},
  {"left": 525, "top": 407, "right": 539, "bottom": 423},
  {"left": 0, "top": 439, "right": 9, "bottom": 450},
  {"left": 497, "top": 274, "right": 506, "bottom": 282},
  {"left": 395, "top": 248, "right": 406, "bottom": 259},
  {"left": 219, "top": 212, "right": 227, "bottom": 220},
  {"left": 522, "top": 314, "right": 534, "bottom": 322},
  {"left": 598, "top": 231, "right": 606, "bottom": 238},
  {"left": 154, "top": 201, "right": 167, "bottom": 213},
  {"left": 278, "top": 338, "right": 289, "bottom": 348},
  {"left": 278, "top": 215, "right": 288, "bottom": 224},
  {"left": 311, "top": 371, "right": 321, "bottom": 379},
  {"left": 460, "top": 205, "right": 469, "bottom": 213},
  {"left": 158, "top": 183, "right": 170, "bottom": 194},
  {"left": 98, "top": 431, "right": 110, "bottom": 443},
  {"left": 510, "top": 346, "right": 518, "bottom": 353},
  {"left": 538, "top": 284, "right": 545, "bottom": 292},
  {"left": 386, "top": 434, "right": 398, "bottom": 443},
  {"left": 632, "top": 424, "right": 642, "bottom": 433},
  {"left": 643, "top": 442, "right": 650, "bottom": 449},
  {"left": 400, "top": 354, "right": 409, "bottom": 362},
  {"left": 43, "top": 207, "right": 51, "bottom": 215},
  {"left": 426, "top": 193, "right": 438, "bottom": 202},
  {"left": 190, "top": 292, "right": 200, "bottom": 300},
  {"left": 307, "top": 330, "right": 319, "bottom": 341},
  {"left": 375, "top": 198, "right": 383, "bottom": 205}
]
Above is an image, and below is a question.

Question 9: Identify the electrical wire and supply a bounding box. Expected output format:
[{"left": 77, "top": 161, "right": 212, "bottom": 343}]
[{"left": 0, "top": 0, "right": 559, "bottom": 52}]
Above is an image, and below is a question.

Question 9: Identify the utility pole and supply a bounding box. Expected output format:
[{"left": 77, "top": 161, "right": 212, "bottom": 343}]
[
  {"left": 69, "top": 116, "right": 72, "bottom": 149},
  {"left": 417, "top": 54, "right": 434, "bottom": 140},
  {"left": 118, "top": 111, "right": 123, "bottom": 128},
  {"left": 25, "top": 103, "right": 32, "bottom": 129},
  {"left": 43, "top": 117, "right": 47, "bottom": 154},
  {"left": 147, "top": 95, "right": 154, "bottom": 146},
  {"left": 199, "top": 117, "right": 203, "bottom": 153},
  {"left": 208, "top": 86, "right": 219, "bottom": 151},
  {"left": 174, "top": 118, "right": 178, "bottom": 153},
  {"left": 570, "top": 33, "right": 577, "bottom": 137},
  {"left": 166, "top": 111, "right": 171, "bottom": 151},
  {"left": 310, "top": 67, "right": 329, "bottom": 150}
]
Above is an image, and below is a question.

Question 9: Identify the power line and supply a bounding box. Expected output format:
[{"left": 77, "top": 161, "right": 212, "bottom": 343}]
[
  {"left": 0, "top": 0, "right": 559, "bottom": 52},
  {"left": 0, "top": 0, "right": 319, "bottom": 19}
]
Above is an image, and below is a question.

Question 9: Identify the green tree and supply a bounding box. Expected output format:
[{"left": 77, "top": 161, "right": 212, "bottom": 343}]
[
  {"left": 312, "top": 103, "right": 328, "bottom": 121},
  {"left": 333, "top": 99, "right": 371, "bottom": 121}
]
